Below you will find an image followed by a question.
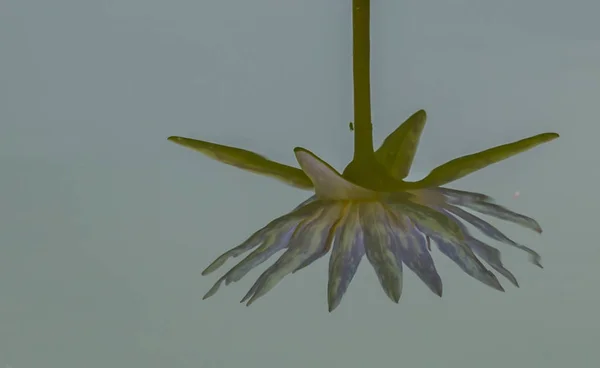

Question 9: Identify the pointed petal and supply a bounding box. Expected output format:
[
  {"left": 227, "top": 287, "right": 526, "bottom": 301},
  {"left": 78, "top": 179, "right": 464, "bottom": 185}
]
[
  {"left": 431, "top": 235, "right": 505, "bottom": 292},
  {"left": 201, "top": 227, "right": 266, "bottom": 276},
  {"left": 202, "top": 201, "right": 325, "bottom": 300},
  {"left": 202, "top": 221, "right": 299, "bottom": 300},
  {"left": 224, "top": 224, "right": 299, "bottom": 286},
  {"left": 416, "top": 132, "right": 559, "bottom": 187},
  {"left": 390, "top": 201, "right": 466, "bottom": 243},
  {"left": 243, "top": 204, "right": 344, "bottom": 305},
  {"left": 465, "top": 236, "right": 519, "bottom": 287},
  {"left": 327, "top": 205, "right": 366, "bottom": 312},
  {"left": 437, "top": 187, "right": 543, "bottom": 233},
  {"left": 436, "top": 187, "right": 495, "bottom": 204},
  {"left": 442, "top": 205, "right": 542, "bottom": 267},
  {"left": 440, "top": 209, "right": 520, "bottom": 285},
  {"left": 168, "top": 136, "right": 313, "bottom": 189},
  {"left": 293, "top": 204, "right": 349, "bottom": 273},
  {"left": 360, "top": 203, "right": 403, "bottom": 303},
  {"left": 457, "top": 201, "right": 542, "bottom": 234},
  {"left": 411, "top": 206, "right": 504, "bottom": 290},
  {"left": 292, "top": 195, "right": 319, "bottom": 210},
  {"left": 375, "top": 109, "right": 427, "bottom": 180},
  {"left": 201, "top": 199, "right": 324, "bottom": 276},
  {"left": 294, "top": 147, "right": 379, "bottom": 200},
  {"left": 385, "top": 211, "right": 443, "bottom": 296}
]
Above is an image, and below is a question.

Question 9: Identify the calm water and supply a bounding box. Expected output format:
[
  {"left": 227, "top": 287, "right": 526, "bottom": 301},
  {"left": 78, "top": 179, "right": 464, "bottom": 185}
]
[{"left": 1, "top": 1, "right": 598, "bottom": 367}]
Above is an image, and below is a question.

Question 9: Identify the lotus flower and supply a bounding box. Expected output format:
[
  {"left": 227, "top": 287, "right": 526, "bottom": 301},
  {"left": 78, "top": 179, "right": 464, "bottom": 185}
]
[{"left": 168, "top": 110, "right": 558, "bottom": 311}]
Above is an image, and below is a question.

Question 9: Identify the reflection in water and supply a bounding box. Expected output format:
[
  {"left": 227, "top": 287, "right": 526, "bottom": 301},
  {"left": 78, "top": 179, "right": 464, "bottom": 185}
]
[
  {"left": 168, "top": 111, "right": 558, "bottom": 311},
  {"left": 168, "top": 0, "right": 558, "bottom": 311}
]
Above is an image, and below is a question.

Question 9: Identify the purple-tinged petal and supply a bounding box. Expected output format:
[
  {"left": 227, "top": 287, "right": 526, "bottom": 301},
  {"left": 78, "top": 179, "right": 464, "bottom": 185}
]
[
  {"left": 439, "top": 210, "right": 521, "bottom": 286},
  {"left": 202, "top": 201, "right": 325, "bottom": 300},
  {"left": 201, "top": 227, "right": 267, "bottom": 277},
  {"left": 436, "top": 187, "right": 495, "bottom": 204},
  {"left": 441, "top": 194, "right": 542, "bottom": 233},
  {"left": 242, "top": 204, "right": 344, "bottom": 306},
  {"left": 384, "top": 210, "right": 443, "bottom": 297},
  {"left": 292, "top": 204, "right": 348, "bottom": 273},
  {"left": 223, "top": 223, "right": 300, "bottom": 286},
  {"left": 409, "top": 208, "right": 503, "bottom": 291},
  {"left": 201, "top": 200, "right": 324, "bottom": 276},
  {"left": 389, "top": 201, "right": 465, "bottom": 243},
  {"left": 293, "top": 195, "right": 319, "bottom": 210},
  {"left": 442, "top": 205, "right": 542, "bottom": 267},
  {"left": 327, "top": 205, "right": 366, "bottom": 312},
  {"left": 425, "top": 231, "right": 504, "bottom": 292},
  {"left": 462, "top": 201, "right": 542, "bottom": 234},
  {"left": 360, "top": 203, "right": 403, "bottom": 303},
  {"left": 466, "top": 236, "right": 519, "bottom": 287},
  {"left": 443, "top": 205, "right": 517, "bottom": 245},
  {"left": 202, "top": 221, "right": 299, "bottom": 300}
]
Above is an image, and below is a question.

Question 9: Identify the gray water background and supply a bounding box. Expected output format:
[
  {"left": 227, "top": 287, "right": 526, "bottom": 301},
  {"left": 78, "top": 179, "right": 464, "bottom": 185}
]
[{"left": 1, "top": 1, "right": 598, "bottom": 367}]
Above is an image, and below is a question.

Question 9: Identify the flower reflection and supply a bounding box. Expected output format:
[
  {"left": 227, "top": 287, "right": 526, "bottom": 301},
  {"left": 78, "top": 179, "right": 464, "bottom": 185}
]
[
  {"left": 198, "top": 145, "right": 545, "bottom": 311},
  {"left": 169, "top": 110, "right": 558, "bottom": 311}
]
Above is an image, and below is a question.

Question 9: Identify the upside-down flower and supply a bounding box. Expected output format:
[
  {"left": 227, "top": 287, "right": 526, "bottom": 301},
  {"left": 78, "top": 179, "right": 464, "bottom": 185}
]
[{"left": 169, "top": 110, "right": 558, "bottom": 311}]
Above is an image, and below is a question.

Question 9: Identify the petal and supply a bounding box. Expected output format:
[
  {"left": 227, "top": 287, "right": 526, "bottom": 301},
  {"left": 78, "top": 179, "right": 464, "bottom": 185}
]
[
  {"left": 455, "top": 201, "right": 542, "bottom": 234},
  {"left": 442, "top": 205, "right": 542, "bottom": 267},
  {"left": 360, "top": 203, "right": 403, "bottom": 303},
  {"left": 294, "top": 147, "right": 379, "bottom": 200},
  {"left": 436, "top": 187, "right": 495, "bottom": 204},
  {"left": 443, "top": 211, "right": 519, "bottom": 286},
  {"left": 402, "top": 205, "right": 504, "bottom": 291},
  {"left": 200, "top": 226, "right": 267, "bottom": 276},
  {"left": 415, "top": 132, "right": 559, "bottom": 187},
  {"left": 465, "top": 236, "right": 519, "bottom": 287},
  {"left": 242, "top": 204, "right": 344, "bottom": 306},
  {"left": 292, "top": 194, "right": 318, "bottom": 211},
  {"left": 223, "top": 221, "right": 300, "bottom": 286},
  {"left": 202, "top": 221, "right": 299, "bottom": 300},
  {"left": 168, "top": 136, "right": 313, "bottom": 189},
  {"left": 430, "top": 235, "right": 505, "bottom": 292},
  {"left": 201, "top": 199, "right": 324, "bottom": 276},
  {"left": 202, "top": 201, "right": 324, "bottom": 300},
  {"left": 411, "top": 206, "right": 504, "bottom": 291},
  {"left": 389, "top": 201, "right": 466, "bottom": 243},
  {"left": 375, "top": 109, "right": 427, "bottom": 180},
  {"left": 385, "top": 211, "right": 443, "bottom": 296},
  {"left": 327, "top": 205, "right": 366, "bottom": 312},
  {"left": 293, "top": 204, "right": 349, "bottom": 273}
]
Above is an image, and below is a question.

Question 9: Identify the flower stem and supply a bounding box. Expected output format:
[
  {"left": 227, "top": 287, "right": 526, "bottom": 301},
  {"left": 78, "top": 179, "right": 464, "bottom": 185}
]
[{"left": 352, "top": 0, "right": 374, "bottom": 160}]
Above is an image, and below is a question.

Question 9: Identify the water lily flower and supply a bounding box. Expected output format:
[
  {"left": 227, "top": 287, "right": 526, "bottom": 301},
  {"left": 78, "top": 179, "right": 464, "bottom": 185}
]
[
  {"left": 168, "top": 0, "right": 559, "bottom": 311},
  {"left": 169, "top": 110, "right": 558, "bottom": 311}
]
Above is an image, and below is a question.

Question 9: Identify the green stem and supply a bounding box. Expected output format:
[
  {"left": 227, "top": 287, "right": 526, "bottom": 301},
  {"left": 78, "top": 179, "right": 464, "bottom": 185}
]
[{"left": 352, "top": 0, "right": 374, "bottom": 160}]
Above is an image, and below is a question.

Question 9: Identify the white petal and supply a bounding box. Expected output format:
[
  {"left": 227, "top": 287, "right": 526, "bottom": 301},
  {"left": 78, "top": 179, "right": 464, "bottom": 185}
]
[{"left": 294, "top": 148, "right": 378, "bottom": 200}]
